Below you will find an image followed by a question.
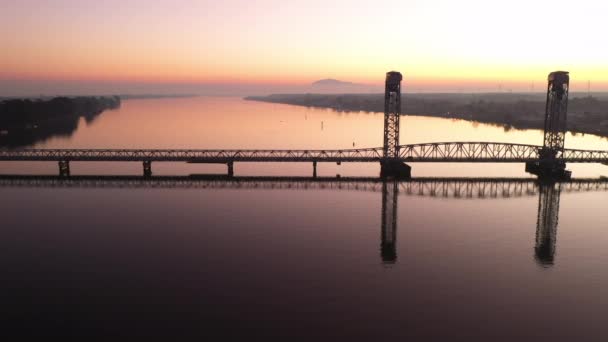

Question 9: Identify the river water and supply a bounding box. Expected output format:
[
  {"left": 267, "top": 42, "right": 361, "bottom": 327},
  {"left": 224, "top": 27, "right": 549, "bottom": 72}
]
[{"left": 2, "top": 96, "right": 608, "bottom": 339}]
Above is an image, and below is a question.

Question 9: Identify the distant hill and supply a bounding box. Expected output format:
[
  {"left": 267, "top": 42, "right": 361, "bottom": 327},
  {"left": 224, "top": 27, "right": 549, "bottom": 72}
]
[
  {"left": 118, "top": 94, "right": 199, "bottom": 100},
  {"left": 310, "top": 79, "right": 378, "bottom": 93},
  {"left": 312, "top": 79, "right": 355, "bottom": 87}
]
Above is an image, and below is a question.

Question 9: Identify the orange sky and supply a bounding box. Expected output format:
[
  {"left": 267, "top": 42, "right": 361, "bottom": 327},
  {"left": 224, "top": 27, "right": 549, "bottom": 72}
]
[{"left": 2, "top": 0, "right": 608, "bottom": 95}]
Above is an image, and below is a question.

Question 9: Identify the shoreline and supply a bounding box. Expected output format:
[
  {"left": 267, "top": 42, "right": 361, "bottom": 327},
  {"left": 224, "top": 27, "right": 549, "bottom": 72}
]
[
  {"left": 246, "top": 93, "right": 608, "bottom": 139},
  {"left": 0, "top": 96, "right": 121, "bottom": 147}
]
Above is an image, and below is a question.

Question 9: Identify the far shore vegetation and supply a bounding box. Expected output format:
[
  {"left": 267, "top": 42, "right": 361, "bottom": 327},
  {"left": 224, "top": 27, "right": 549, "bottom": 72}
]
[
  {"left": 0, "top": 96, "right": 121, "bottom": 147},
  {"left": 246, "top": 93, "right": 608, "bottom": 138}
]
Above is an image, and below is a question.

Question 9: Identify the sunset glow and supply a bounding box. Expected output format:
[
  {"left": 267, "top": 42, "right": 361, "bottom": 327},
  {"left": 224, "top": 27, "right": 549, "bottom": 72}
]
[{"left": 2, "top": 0, "right": 608, "bottom": 95}]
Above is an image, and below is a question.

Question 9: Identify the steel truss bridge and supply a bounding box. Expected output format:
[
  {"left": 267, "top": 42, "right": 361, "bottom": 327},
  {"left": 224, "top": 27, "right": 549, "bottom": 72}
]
[
  {"left": 1, "top": 142, "right": 608, "bottom": 177},
  {"left": 0, "top": 175, "right": 606, "bottom": 199},
  {"left": 2, "top": 142, "right": 608, "bottom": 163}
]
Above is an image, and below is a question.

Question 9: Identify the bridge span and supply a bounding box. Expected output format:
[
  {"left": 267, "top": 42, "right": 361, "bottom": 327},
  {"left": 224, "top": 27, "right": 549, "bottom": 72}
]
[
  {"left": 1, "top": 142, "right": 607, "bottom": 177},
  {"left": 4, "top": 142, "right": 608, "bottom": 162}
]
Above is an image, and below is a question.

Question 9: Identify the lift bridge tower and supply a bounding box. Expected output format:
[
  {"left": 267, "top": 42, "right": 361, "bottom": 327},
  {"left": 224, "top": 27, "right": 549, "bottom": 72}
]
[
  {"left": 379, "top": 71, "right": 410, "bottom": 264},
  {"left": 381, "top": 71, "right": 411, "bottom": 178},
  {"left": 526, "top": 71, "right": 571, "bottom": 179}
]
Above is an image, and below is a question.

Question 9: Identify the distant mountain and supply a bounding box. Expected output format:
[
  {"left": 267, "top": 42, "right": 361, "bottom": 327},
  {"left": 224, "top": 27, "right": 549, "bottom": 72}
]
[
  {"left": 312, "top": 79, "right": 355, "bottom": 87},
  {"left": 310, "top": 78, "right": 378, "bottom": 93}
]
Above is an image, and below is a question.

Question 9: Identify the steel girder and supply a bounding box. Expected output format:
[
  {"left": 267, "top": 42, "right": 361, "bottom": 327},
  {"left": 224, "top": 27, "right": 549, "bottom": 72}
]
[{"left": 398, "top": 142, "right": 540, "bottom": 161}]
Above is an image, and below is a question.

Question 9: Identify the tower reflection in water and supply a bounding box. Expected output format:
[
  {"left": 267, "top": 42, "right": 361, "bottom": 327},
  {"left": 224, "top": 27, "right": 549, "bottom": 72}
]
[
  {"left": 535, "top": 182, "right": 561, "bottom": 266},
  {"left": 381, "top": 180, "right": 398, "bottom": 264},
  {"left": 379, "top": 179, "right": 565, "bottom": 267}
]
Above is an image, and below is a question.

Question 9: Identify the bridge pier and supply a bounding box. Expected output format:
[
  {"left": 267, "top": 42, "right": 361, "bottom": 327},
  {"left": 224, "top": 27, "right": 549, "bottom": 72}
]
[
  {"left": 380, "top": 160, "right": 411, "bottom": 179},
  {"left": 525, "top": 160, "right": 571, "bottom": 180},
  {"left": 227, "top": 161, "right": 234, "bottom": 177},
  {"left": 143, "top": 161, "right": 152, "bottom": 177},
  {"left": 58, "top": 160, "right": 70, "bottom": 177},
  {"left": 313, "top": 161, "right": 317, "bottom": 178}
]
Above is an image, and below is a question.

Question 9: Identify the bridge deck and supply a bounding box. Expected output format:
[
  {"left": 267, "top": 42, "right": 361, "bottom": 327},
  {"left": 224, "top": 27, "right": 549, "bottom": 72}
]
[{"left": 1, "top": 142, "right": 608, "bottom": 163}]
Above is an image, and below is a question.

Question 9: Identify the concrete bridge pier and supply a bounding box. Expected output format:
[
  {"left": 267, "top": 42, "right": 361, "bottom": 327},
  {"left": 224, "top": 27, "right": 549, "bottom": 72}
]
[
  {"left": 313, "top": 161, "right": 317, "bottom": 178},
  {"left": 143, "top": 161, "right": 152, "bottom": 177},
  {"left": 227, "top": 161, "right": 234, "bottom": 177},
  {"left": 380, "top": 160, "right": 411, "bottom": 179},
  {"left": 58, "top": 160, "right": 70, "bottom": 177}
]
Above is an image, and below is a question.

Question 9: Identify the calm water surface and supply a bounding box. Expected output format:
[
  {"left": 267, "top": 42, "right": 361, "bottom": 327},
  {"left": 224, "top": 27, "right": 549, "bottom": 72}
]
[{"left": 2, "top": 97, "right": 608, "bottom": 339}]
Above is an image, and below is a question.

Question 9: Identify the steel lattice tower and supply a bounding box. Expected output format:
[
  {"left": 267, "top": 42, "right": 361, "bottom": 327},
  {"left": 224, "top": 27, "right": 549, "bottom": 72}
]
[
  {"left": 383, "top": 72, "right": 403, "bottom": 159},
  {"left": 541, "top": 71, "right": 570, "bottom": 160}
]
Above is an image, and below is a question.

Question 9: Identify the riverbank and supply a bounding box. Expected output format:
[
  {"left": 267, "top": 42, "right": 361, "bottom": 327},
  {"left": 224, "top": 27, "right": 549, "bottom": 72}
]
[
  {"left": 0, "top": 96, "right": 121, "bottom": 147},
  {"left": 246, "top": 93, "right": 608, "bottom": 137}
]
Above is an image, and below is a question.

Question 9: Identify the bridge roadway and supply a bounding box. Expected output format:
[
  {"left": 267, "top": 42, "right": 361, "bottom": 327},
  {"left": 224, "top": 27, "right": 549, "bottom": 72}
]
[
  {"left": 2, "top": 142, "right": 608, "bottom": 163},
  {"left": 1, "top": 175, "right": 607, "bottom": 199}
]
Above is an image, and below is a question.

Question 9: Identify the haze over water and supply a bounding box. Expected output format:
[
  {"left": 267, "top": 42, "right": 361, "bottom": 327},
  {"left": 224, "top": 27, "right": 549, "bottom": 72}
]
[{"left": 2, "top": 97, "right": 608, "bottom": 339}]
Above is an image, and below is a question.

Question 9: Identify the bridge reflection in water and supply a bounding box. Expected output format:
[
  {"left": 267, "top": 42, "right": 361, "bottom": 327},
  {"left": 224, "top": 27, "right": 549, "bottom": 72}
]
[{"left": 0, "top": 175, "right": 605, "bottom": 266}]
